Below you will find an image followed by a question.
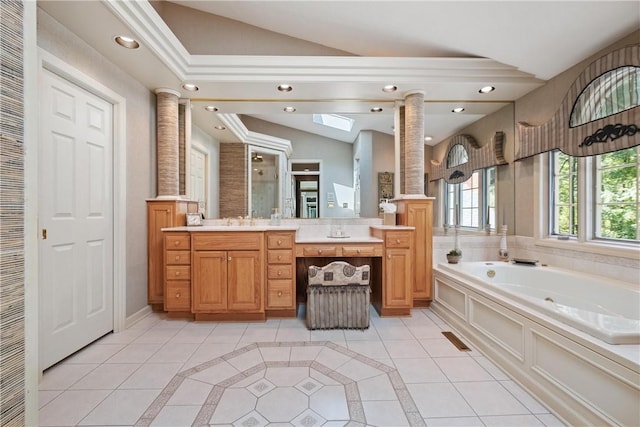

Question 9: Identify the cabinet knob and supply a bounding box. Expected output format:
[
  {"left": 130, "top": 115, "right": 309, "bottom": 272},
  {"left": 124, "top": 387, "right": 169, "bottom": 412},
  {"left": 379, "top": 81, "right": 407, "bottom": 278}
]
[
  {"left": 175, "top": 271, "right": 180, "bottom": 276},
  {"left": 277, "top": 291, "right": 283, "bottom": 297},
  {"left": 277, "top": 255, "right": 282, "bottom": 260},
  {"left": 175, "top": 292, "right": 181, "bottom": 298},
  {"left": 387, "top": 254, "right": 391, "bottom": 259},
  {"left": 228, "top": 257, "right": 232, "bottom": 261},
  {"left": 396, "top": 239, "right": 400, "bottom": 243},
  {"left": 175, "top": 255, "right": 180, "bottom": 261},
  {"left": 277, "top": 239, "right": 282, "bottom": 245},
  {"left": 357, "top": 249, "right": 361, "bottom": 254},
  {"left": 277, "top": 271, "right": 282, "bottom": 276},
  {"left": 318, "top": 249, "right": 323, "bottom": 254},
  {"left": 174, "top": 240, "right": 180, "bottom": 246}
]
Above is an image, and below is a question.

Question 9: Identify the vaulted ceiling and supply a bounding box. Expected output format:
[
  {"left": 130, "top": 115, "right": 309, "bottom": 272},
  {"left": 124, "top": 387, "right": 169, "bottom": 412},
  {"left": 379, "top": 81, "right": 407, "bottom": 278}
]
[{"left": 39, "top": 1, "right": 639, "bottom": 144}]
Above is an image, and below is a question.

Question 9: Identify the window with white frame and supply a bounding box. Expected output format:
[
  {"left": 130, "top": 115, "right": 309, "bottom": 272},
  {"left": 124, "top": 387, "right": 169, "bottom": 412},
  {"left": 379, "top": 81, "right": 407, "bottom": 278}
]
[
  {"left": 550, "top": 150, "right": 579, "bottom": 236},
  {"left": 445, "top": 167, "right": 496, "bottom": 229},
  {"left": 549, "top": 146, "right": 639, "bottom": 243},
  {"left": 595, "top": 146, "right": 639, "bottom": 241}
]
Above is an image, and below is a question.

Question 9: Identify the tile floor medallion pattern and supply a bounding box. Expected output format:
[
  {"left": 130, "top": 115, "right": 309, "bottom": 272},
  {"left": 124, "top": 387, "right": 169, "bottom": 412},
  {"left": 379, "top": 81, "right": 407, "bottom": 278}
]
[{"left": 135, "top": 341, "right": 423, "bottom": 426}]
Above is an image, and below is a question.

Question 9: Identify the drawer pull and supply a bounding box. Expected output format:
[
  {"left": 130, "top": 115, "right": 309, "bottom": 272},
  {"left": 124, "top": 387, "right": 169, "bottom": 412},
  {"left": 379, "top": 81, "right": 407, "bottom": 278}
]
[
  {"left": 396, "top": 239, "right": 400, "bottom": 243},
  {"left": 357, "top": 249, "right": 361, "bottom": 254},
  {"left": 228, "top": 257, "right": 232, "bottom": 261},
  {"left": 175, "top": 271, "right": 180, "bottom": 276},
  {"left": 387, "top": 254, "right": 391, "bottom": 259},
  {"left": 175, "top": 240, "right": 181, "bottom": 246},
  {"left": 277, "top": 291, "right": 283, "bottom": 297},
  {"left": 175, "top": 255, "right": 180, "bottom": 261},
  {"left": 277, "top": 239, "right": 282, "bottom": 245},
  {"left": 277, "top": 255, "right": 282, "bottom": 260},
  {"left": 277, "top": 271, "right": 282, "bottom": 276},
  {"left": 318, "top": 249, "right": 323, "bottom": 254},
  {"left": 175, "top": 292, "right": 181, "bottom": 298}
]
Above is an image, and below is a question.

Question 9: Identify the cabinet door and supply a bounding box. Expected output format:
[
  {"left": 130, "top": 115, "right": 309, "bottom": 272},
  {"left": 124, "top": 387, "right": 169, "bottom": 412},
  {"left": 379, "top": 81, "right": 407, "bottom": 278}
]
[
  {"left": 147, "top": 202, "right": 174, "bottom": 304},
  {"left": 384, "top": 248, "right": 413, "bottom": 308},
  {"left": 227, "top": 250, "right": 262, "bottom": 312},
  {"left": 193, "top": 251, "right": 227, "bottom": 312},
  {"left": 406, "top": 201, "right": 433, "bottom": 301}
]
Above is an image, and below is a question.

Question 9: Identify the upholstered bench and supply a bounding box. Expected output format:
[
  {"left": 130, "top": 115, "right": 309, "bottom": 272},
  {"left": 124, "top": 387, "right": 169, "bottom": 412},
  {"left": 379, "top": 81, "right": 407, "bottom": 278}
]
[{"left": 306, "top": 261, "right": 370, "bottom": 330}]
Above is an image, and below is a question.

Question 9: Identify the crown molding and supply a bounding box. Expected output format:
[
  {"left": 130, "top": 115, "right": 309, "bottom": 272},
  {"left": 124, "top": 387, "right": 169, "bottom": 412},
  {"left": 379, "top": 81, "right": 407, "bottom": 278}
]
[
  {"left": 104, "top": 0, "right": 544, "bottom": 86},
  {"left": 218, "top": 114, "right": 293, "bottom": 157}
]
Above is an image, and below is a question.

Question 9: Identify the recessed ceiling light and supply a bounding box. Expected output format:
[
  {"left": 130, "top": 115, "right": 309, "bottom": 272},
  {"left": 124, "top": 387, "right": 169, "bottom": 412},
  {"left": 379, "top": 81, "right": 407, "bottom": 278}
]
[
  {"left": 284, "top": 106, "right": 296, "bottom": 113},
  {"left": 182, "top": 83, "right": 198, "bottom": 92},
  {"left": 370, "top": 107, "right": 383, "bottom": 113},
  {"left": 424, "top": 136, "right": 433, "bottom": 142},
  {"left": 205, "top": 105, "right": 218, "bottom": 112},
  {"left": 479, "top": 85, "right": 495, "bottom": 94},
  {"left": 114, "top": 35, "right": 139, "bottom": 49},
  {"left": 277, "top": 84, "right": 293, "bottom": 92},
  {"left": 382, "top": 85, "right": 397, "bottom": 93},
  {"left": 214, "top": 125, "right": 226, "bottom": 130},
  {"left": 452, "top": 107, "right": 465, "bottom": 113}
]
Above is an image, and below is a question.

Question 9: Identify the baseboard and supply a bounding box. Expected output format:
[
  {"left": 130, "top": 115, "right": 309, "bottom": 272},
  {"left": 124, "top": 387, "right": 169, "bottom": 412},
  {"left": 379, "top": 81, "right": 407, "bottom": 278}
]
[{"left": 125, "top": 305, "right": 153, "bottom": 329}]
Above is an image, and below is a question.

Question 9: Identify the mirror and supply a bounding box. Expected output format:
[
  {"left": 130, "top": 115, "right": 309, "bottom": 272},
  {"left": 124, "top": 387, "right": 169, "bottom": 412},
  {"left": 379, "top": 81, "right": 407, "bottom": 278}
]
[{"left": 188, "top": 101, "right": 515, "bottom": 219}]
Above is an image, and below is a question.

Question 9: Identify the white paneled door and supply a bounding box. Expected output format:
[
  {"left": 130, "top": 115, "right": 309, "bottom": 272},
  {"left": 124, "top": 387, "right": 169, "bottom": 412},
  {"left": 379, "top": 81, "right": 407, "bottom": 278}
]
[
  {"left": 190, "top": 146, "right": 207, "bottom": 214},
  {"left": 39, "top": 68, "right": 114, "bottom": 370}
]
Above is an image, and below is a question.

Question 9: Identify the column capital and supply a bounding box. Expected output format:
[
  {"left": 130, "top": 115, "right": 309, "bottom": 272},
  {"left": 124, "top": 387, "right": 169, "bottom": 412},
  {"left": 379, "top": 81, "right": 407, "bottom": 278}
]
[
  {"left": 154, "top": 87, "right": 181, "bottom": 97},
  {"left": 403, "top": 90, "right": 425, "bottom": 98}
]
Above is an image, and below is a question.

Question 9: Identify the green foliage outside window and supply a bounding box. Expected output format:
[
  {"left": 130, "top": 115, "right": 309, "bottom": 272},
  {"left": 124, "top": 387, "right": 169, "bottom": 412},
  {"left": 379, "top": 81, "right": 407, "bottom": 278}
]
[{"left": 597, "top": 147, "right": 639, "bottom": 240}]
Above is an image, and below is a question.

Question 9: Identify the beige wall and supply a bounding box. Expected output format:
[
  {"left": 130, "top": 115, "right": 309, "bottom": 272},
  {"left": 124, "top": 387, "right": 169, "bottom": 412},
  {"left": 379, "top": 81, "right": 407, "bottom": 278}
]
[{"left": 38, "top": 8, "right": 156, "bottom": 317}]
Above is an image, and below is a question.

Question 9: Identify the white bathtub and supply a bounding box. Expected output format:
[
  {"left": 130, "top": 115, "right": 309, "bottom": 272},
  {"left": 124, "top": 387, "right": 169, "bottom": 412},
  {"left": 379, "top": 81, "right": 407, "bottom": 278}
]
[
  {"left": 432, "top": 261, "right": 640, "bottom": 427},
  {"left": 437, "top": 261, "right": 640, "bottom": 344}
]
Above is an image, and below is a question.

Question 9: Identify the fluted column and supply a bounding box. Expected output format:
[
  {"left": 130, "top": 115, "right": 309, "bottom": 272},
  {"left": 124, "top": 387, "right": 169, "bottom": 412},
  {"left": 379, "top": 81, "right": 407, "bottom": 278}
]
[
  {"left": 404, "top": 90, "right": 425, "bottom": 195},
  {"left": 155, "top": 88, "right": 181, "bottom": 197}
]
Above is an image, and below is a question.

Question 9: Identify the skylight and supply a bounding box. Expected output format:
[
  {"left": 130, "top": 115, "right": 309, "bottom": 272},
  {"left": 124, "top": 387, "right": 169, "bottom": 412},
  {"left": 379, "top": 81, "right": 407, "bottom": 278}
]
[{"left": 312, "top": 114, "right": 354, "bottom": 132}]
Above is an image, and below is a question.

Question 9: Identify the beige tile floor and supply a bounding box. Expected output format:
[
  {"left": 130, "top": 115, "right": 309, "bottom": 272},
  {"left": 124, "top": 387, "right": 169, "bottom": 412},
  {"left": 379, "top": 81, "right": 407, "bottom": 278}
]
[{"left": 39, "top": 307, "right": 565, "bottom": 426}]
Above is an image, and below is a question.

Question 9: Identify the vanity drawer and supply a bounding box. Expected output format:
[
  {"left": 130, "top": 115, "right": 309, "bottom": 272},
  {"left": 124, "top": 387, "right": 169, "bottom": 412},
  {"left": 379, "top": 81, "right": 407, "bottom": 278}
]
[
  {"left": 165, "top": 282, "right": 191, "bottom": 311},
  {"left": 166, "top": 250, "right": 190, "bottom": 265},
  {"left": 301, "top": 246, "right": 337, "bottom": 257},
  {"left": 267, "top": 233, "right": 294, "bottom": 249},
  {"left": 342, "top": 245, "right": 382, "bottom": 257},
  {"left": 268, "top": 264, "right": 293, "bottom": 279},
  {"left": 193, "top": 232, "right": 262, "bottom": 250},
  {"left": 165, "top": 234, "right": 190, "bottom": 250},
  {"left": 267, "top": 249, "right": 293, "bottom": 264},
  {"left": 385, "top": 232, "right": 411, "bottom": 248},
  {"left": 267, "top": 280, "right": 294, "bottom": 308},
  {"left": 166, "top": 265, "right": 190, "bottom": 280}
]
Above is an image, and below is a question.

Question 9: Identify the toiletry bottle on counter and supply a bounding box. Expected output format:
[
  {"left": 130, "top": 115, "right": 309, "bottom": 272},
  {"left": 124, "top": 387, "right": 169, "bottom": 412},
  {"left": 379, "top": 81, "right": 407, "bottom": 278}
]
[{"left": 270, "top": 208, "right": 281, "bottom": 226}]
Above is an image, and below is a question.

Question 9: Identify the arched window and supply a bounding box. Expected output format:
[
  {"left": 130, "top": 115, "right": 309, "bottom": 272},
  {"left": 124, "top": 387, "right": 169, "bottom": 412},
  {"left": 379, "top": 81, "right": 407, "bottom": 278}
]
[{"left": 570, "top": 66, "right": 640, "bottom": 127}]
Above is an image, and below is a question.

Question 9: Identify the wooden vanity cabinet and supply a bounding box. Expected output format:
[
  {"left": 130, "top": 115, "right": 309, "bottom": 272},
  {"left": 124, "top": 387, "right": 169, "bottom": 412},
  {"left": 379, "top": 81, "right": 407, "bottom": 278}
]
[
  {"left": 147, "top": 199, "right": 197, "bottom": 310},
  {"left": 371, "top": 228, "right": 414, "bottom": 316},
  {"left": 191, "top": 232, "right": 264, "bottom": 321},
  {"left": 395, "top": 198, "right": 434, "bottom": 306},
  {"left": 163, "top": 232, "right": 192, "bottom": 317},
  {"left": 265, "top": 231, "right": 296, "bottom": 317}
]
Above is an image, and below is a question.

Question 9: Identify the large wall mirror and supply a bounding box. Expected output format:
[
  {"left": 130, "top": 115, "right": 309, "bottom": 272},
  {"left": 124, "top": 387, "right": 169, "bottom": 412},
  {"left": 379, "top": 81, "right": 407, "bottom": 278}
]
[{"left": 187, "top": 99, "right": 514, "bottom": 219}]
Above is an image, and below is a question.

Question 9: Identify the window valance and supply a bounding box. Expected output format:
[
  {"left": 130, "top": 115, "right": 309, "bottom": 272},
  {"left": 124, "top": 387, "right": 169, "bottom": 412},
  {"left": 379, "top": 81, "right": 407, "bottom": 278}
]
[
  {"left": 430, "top": 132, "right": 507, "bottom": 183},
  {"left": 516, "top": 45, "right": 640, "bottom": 161}
]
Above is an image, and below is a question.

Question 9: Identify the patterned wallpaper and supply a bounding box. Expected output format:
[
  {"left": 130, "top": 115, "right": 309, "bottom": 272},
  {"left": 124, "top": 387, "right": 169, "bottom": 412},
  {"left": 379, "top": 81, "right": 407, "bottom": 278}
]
[{"left": 0, "top": 0, "right": 26, "bottom": 425}]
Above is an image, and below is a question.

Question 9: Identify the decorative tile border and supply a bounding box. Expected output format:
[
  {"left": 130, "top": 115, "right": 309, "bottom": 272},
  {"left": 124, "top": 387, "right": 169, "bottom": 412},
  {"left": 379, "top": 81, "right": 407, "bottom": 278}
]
[{"left": 135, "top": 341, "right": 425, "bottom": 426}]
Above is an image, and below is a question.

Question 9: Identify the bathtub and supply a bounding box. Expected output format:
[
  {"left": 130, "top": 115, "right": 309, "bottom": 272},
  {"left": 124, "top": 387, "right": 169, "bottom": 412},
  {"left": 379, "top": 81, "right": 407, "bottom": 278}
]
[
  {"left": 432, "top": 261, "right": 640, "bottom": 427},
  {"left": 437, "top": 261, "right": 640, "bottom": 344}
]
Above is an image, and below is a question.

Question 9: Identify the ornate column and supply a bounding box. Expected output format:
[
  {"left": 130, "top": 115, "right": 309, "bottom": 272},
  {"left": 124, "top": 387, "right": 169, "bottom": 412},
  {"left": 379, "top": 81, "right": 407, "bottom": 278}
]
[
  {"left": 155, "top": 88, "right": 181, "bottom": 197},
  {"left": 403, "top": 90, "right": 425, "bottom": 195}
]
